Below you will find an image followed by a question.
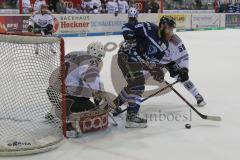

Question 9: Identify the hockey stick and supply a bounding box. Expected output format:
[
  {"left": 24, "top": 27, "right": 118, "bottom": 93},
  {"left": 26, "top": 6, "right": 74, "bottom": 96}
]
[
  {"left": 108, "top": 113, "right": 118, "bottom": 126},
  {"left": 116, "top": 80, "right": 179, "bottom": 115},
  {"left": 164, "top": 81, "right": 222, "bottom": 121}
]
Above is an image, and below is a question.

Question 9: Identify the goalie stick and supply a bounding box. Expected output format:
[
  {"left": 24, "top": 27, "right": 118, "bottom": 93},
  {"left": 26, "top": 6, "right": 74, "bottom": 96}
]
[
  {"left": 164, "top": 81, "right": 222, "bottom": 121},
  {"left": 108, "top": 113, "right": 118, "bottom": 126}
]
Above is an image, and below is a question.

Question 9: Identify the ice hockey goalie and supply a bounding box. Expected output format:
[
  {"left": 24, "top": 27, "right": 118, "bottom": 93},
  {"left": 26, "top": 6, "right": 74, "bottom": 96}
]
[{"left": 46, "top": 42, "right": 110, "bottom": 138}]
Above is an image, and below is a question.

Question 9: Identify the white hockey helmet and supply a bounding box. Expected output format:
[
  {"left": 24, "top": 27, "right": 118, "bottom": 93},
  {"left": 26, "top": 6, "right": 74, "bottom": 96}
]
[
  {"left": 87, "top": 42, "right": 106, "bottom": 60},
  {"left": 128, "top": 7, "right": 138, "bottom": 18}
]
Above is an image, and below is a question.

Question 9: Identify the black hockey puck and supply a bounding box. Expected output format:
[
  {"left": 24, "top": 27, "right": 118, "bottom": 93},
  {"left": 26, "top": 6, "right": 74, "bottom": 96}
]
[{"left": 185, "top": 123, "right": 191, "bottom": 129}]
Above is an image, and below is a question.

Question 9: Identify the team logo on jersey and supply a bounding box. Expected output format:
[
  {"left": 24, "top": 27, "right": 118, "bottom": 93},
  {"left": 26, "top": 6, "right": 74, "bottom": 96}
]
[{"left": 148, "top": 45, "right": 157, "bottom": 55}]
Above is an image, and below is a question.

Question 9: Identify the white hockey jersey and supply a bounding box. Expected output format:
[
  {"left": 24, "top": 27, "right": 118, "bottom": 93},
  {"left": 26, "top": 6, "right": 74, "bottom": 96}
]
[
  {"left": 160, "top": 34, "right": 189, "bottom": 69},
  {"left": 29, "top": 11, "right": 54, "bottom": 28},
  {"left": 106, "top": 1, "right": 118, "bottom": 13},
  {"left": 64, "top": 51, "right": 102, "bottom": 98},
  {"left": 118, "top": 0, "right": 129, "bottom": 13}
]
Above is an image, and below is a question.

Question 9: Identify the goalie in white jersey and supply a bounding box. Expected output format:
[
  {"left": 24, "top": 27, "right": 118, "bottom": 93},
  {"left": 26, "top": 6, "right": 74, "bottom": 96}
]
[
  {"left": 27, "top": 4, "right": 53, "bottom": 35},
  {"left": 47, "top": 42, "right": 107, "bottom": 137},
  {"left": 159, "top": 16, "right": 206, "bottom": 106}
]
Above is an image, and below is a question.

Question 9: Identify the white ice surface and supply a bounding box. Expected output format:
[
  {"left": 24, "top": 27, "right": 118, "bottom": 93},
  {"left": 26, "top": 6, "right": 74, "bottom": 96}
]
[{"left": 2, "top": 29, "right": 240, "bottom": 160}]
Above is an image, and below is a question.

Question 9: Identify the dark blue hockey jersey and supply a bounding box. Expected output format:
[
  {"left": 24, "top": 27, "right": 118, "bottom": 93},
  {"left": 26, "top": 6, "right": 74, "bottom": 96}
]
[{"left": 122, "top": 21, "right": 167, "bottom": 62}]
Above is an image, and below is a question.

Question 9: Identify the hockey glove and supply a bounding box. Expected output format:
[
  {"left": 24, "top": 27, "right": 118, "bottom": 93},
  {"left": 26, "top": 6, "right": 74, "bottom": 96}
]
[
  {"left": 165, "top": 61, "right": 180, "bottom": 77},
  {"left": 178, "top": 68, "right": 189, "bottom": 82},
  {"left": 27, "top": 25, "right": 33, "bottom": 32},
  {"left": 43, "top": 24, "right": 53, "bottom": 35},
  {"left": 150, "top": 68, "right": 164, "bottom": 83}
]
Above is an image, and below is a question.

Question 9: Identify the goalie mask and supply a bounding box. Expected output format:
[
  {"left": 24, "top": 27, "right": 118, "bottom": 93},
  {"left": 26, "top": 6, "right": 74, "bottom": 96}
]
[{"left": 87, "top": 42, "right": 106, "bottom": 60}]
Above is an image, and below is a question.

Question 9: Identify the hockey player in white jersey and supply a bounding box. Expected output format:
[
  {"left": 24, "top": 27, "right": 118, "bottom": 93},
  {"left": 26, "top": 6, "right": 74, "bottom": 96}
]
[
  {"left": 27, "top": 4, "right": 55, "bottom": 54},
  {"left": 159, "top": 16, "right": 206, "bottom": 106},
  {"left": 27, "top": 4, "right": 53, "bottom": 35},
  {"left": 46, "top": 42, "right": 106, "bottom": 137}
]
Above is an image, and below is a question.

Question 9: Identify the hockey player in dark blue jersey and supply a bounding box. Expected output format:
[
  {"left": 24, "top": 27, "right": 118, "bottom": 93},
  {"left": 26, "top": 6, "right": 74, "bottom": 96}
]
[
  {"left": 111, "top": 7, "right": 167, "bottom": 128},
  {"left": 122, "top": 8, "right": 167, "bottom": 62}
]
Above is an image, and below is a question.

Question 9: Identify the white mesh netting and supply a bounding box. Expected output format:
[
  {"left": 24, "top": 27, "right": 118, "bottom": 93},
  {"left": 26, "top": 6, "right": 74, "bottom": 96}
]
[{"left": 0, "top": 34, "right": 64, "bottom": 156}]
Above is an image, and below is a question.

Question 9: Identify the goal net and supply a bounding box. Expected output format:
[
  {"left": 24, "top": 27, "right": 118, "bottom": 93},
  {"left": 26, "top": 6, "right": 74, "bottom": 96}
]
[{"left": 0, "top": 33, "right": 65, "bottom": 156}]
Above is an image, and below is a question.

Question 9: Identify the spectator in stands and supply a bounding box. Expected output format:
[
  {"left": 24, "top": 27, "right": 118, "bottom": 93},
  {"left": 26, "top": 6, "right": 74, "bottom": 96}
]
[
  {"left": 80, "top": 0, "right": 101, "bottom": 14},
  {"left": 235, "top": 0, "right": 240, "bottom": 13},
  {"left": 0, "top": 0, "right": 18, "bottom": 9},
  {"left": 195, "top": 0, "right": 202, "bottom": 9},
  {"left": 66, "top": 2, "right": 78, "bottom": 13},
  {"left": 144, "top": 0, "right": 159, "bottom": 13},
  {"left": 17, "top": 0, "right": 32, "bottom": 13},
  {"left": 81, "top": 0, "right": 94, "bottom": 13},
  {"left": 34, "top": 0, "right": 47, "bottom": 11},
  {"left": 164, "top": 1, "right": 171, "bottom": 10},
  {"left": 0, "top": 0, "right": 4, "bottom": 9},
  {"left": 214, "top": 0, "right": 220, "bottom": 12},
  {"left": 56, "top": 0, "right": 67, "bottom": 13},
  {"left": 6, "top": 0, "right": 18, "bottom": 8},
  {"left": 92, "top": 0, "right": 102, "bottom": 13},
  {"left": 100, "top": 0, "right": 107, "bottom": 13},
  {"left": 118, "top": 0, "right": 129, "bottom": 13},
  {"left": 106, "top": 0, "right": 118, "bottom": 14},
  {"left": 75, "top": 3, "right": 83, "bottom": 13},
  {"left": 48, "top": 0, "right": 58, "bottom": 12},
  {"left": 227, "top": 0, "right": 235, "bottom": 13},
  {"left": 0, "top": 0, "right": 17, "bottom": 9},
  {"left": 0, "top": 1, "right": 3, "bottom": 9},
  {"left": 219, "top": 0, "right": 228, "bottom": 12}
]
